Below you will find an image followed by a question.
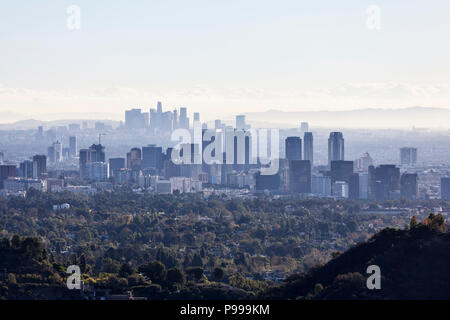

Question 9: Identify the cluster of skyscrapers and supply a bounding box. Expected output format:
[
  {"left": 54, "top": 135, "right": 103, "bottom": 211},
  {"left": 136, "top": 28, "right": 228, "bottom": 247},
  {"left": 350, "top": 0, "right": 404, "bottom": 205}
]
[
  {"left": 125, "top": 102, "right": 192, "bottom": 135},
  {"left": 2, "top": 101, "right": 450, "bottom": 201},
  {"left": 47, "top": 136, "right": 77, "bottom": 163}
]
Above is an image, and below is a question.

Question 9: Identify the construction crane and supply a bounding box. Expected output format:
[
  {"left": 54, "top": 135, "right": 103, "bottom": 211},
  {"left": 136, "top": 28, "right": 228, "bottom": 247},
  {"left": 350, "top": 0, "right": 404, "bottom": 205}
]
[{"left": 99, "top": 133, "right": 106, "bottom": 145}]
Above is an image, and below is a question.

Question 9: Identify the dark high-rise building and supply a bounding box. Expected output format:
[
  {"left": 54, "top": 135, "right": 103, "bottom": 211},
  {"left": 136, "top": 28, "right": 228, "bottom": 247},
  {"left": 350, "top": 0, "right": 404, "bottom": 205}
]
[
  {"left": 303, "top": 132, "right": 313, "bottom": 166},
  {"left": 79, "top": 144, "right": 106, "bottom": 179},
  {"left": 164, "top": 147, "right": 181, "bottom": 178},
  {"left": 193, "top": 112, "right": 200, "bottom": 122},
  {"left": 127, "top": 148, "right": 142, "bottom": 171},
  {"left": 400, "top": 147, "right": 417, "bottom": 165},
  {"left": 330, "top": 160, "right": 358, "bottom": 199},
  {"left": 79, "top": 149, "right": 91, "bottom": 179},
  {"left": 32, "top": 155, "right": 47, "bottom": 178},
  {"left": 328, "top": 132, "right": 344, "bottom": 165},
  {"left": 440, "top": 177, "right": 450, "bottom": 200},
  {"left": 47, "top": 146, "right": 54, "bottom": 164},
  {"left": 255, "top": 171, "right": 280, "bottom": 191},
  {"left": 400, "top": 173, "right": 418, "bottom": 200},
  {"left": 285, "top": 137, "right": 302, "bottom": 161},
  {"left": 89, "top": 144, "right": 105, "bottom": 163},
  {"left": 0, "top": 165, "right": 17, "bottom": 189},
  {"left": 289, "top": 160, "right": 311, "bottom": 193},
  {"left": 142, "top": 145, "right": 163, "bottom": 172},
  {"left": 19, "top": 160, "right": 34, "bottom": 178},
  {"left": 348, "top": 173, "right": 360, "bottom": 200},
  {"left": 368, "top": 165, "right": 400, "bottom": 200},
  {"left": 109, "top": 158, "right": 126, "bottom": 177},
  {"left": 330, "top": 161, "right": 353, "bottom": 183},
  {"left": 69, "top": 136, "right": 77, "bottom": 158}
]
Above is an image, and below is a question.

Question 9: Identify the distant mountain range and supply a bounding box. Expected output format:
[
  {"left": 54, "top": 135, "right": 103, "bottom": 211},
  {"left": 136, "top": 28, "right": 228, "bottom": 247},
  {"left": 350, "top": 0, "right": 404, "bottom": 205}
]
[
  {"left": 0, "top": 116, "right": 121, "bottom": 130},
  {"left": 243, "top": 106, "right": 450, "bottom": 129},
  {"left": 1, "top": 107, "right": 450, "bottom": 129}
]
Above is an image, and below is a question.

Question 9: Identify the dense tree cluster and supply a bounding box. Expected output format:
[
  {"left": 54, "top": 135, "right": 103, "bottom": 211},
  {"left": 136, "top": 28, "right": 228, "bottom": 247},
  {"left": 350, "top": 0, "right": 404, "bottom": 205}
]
[{"left": 0, "top": 189, "right": 447, "bottom": 299}]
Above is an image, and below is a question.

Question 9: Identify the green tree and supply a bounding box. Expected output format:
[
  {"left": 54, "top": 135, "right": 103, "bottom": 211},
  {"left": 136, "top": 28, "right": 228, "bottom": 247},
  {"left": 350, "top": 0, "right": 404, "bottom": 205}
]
[
  {"left": 119, "top": 263, "right": 135, "bottom": 277},
  {"left": 186, "top": 267, "right": 204, "bottom": 281},
  {"left": 138, "top": 261, "right": 167, "bottom": 284},
  {"left": 213, "top": 267, "right": 225, "bottom": 281},
  {"left": 166, "top": 268, "right": 186, "bottom": 285}
]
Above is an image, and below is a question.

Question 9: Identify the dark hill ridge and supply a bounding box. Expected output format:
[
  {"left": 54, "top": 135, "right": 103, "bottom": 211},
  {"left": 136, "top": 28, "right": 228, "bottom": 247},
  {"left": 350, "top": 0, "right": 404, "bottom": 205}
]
[{"left": 266, "top": 215, "right": 450, "bottom": 300}]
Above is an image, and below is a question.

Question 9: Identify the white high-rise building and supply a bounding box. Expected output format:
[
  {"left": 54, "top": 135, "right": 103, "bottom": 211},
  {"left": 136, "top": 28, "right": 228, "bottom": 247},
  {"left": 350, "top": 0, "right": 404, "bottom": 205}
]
[{"left": 355, "top": 152, "right": 374, "bottom": 172}]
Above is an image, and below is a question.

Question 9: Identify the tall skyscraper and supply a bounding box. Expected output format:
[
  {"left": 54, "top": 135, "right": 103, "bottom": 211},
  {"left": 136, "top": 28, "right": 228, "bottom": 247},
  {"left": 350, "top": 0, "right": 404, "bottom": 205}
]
[
  {"left": 69, "top": 136, "right": 77, "bottom": 158},
  {"left": 328, "top": 132, "right": 344, "bottom": 165},
  {"left": 32, "top": 155, "right": 47, "bottom": 178},
  {"left": 47, "top": 146, "right": 55, "bottom": 163},
  {"left": 440, "top": 177, "right": 450, "bottom": 200},
  {"left": 142, "top": 145, "right": 163, "bottom": 172},
  {"left": 179, "top": 107, "right": 189, "bottom": 129},
  {"left": 289, "top": 160, "right": 311, "bottom": 193},
  {"left": 19, "top": 161, "right": 34, "bottom": 178},
  {"left": 172, "top": 109, "right": 178, "bottom": 129},
  {"left": 400, "top": 173, "right": 418, "bottom": 200},
  {"left": 400, "top": 147, "right": 417, "bottom": 165},
  {"left": 0, "top": 164, "right": 17, "bottom": 189},
  {"left": 355, "top": 152, "right": 374, "bottom": 172},
  {"left": 89, "top": 144, "right": 106, "bottom": 162},
  {"left": 300, "top": 122, "right": 309, "bottom": 133},
  {"left": 330, "top": 160, "right": 358, "bottom": 199},
  {"left": 368, "top": 165, "right": 400, "bottom": 200},
  {"left": 236, "top": 115, "right": 246, "bottom": 131},
  {"left": 285, "top": 137, "right": 302, "bottom": 161},
  {"left": 127, "top": 148, "right": 142, "bottom": 171},
  {"left": 303, "top": 132, "right": 313, "bottom": 166},
  {"left": 79, "top": 144, "right": 106, "bottom": 179},
  {"left": 47, "top": 141, "right": 62, "bottom": 163},
  {"left": 194, "top": 112, "right": 200, "bottom": 122}
]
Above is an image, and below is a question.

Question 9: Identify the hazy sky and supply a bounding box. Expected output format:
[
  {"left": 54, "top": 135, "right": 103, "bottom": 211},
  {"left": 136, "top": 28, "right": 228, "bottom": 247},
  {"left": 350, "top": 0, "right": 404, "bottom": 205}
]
[{"left": 1, "top": 0, "right": 450, "bottom": 120}]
